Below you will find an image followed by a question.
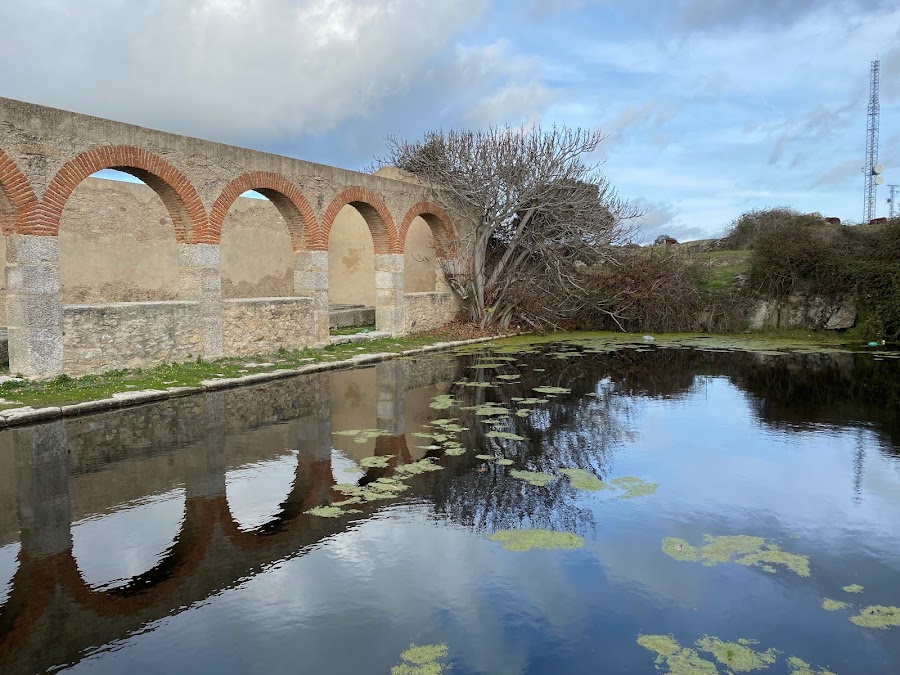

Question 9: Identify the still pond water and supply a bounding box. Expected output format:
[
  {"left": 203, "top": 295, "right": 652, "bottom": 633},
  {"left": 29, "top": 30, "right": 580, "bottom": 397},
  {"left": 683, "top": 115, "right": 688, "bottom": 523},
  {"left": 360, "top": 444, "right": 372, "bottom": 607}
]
[{"left": 0, "top": 334, "right": 898, "bottom": 674}]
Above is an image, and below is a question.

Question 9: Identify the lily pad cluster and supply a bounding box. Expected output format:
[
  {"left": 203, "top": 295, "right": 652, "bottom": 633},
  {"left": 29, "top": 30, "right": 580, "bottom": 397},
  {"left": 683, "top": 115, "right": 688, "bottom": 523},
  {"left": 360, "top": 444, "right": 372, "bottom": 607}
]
[
  {"left": 661, "top": 535, "right": 810, "bottom": 577},
  {"left": 638, "top": 634, "right": 835, "bottom": 675},
  {"left": 391, "top": 642, "right": 450, "bottom": 675},
  {"left": 488, "top": 529, "right": 584, "bottom": 552}
]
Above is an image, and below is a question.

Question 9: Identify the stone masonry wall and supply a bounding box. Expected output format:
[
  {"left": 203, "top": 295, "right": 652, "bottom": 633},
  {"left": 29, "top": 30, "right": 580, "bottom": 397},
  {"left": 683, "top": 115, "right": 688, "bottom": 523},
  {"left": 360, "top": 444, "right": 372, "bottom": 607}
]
[
  {"left": 403, "top": 292, "right": 459, "bottom": 333},
  {"left": 62, "top": 301, "right": 201, "bottom": 376},
  {"left": 222, "top": 297, "right": 314, "bottom": 357}
]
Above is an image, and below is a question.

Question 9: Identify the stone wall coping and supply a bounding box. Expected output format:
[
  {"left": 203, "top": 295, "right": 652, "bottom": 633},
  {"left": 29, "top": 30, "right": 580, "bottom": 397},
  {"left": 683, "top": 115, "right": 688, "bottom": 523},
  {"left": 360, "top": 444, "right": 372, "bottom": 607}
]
[
  {"left": 63, "top": 300, "right": 199, "bottom": 311},
  {"left": 403, "top": 291, "right": 453, "bottom": 298},
  {"left": 222, "top": 296, "right": 312, "bottom": 305},
  {"left": 0, "top": 334, "right": 519, "bottom": 429}
]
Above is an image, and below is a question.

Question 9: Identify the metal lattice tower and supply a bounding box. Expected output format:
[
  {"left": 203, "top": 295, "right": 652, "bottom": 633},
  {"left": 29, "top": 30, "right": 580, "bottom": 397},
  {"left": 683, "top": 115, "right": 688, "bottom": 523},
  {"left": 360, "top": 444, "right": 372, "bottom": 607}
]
[
  {"left": 888, "top": 184, "right": 899, "bottom": 220},
  {"left": 863, "top": 60, "right": 880, "bottom": 222}
]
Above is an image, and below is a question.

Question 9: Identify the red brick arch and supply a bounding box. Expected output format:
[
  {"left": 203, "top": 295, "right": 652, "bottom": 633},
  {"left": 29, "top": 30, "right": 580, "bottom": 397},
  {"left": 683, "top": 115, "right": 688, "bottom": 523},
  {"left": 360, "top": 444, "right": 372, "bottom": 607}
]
[
  {"left": 23, "top": 146, "right": 209, "bottom": 243},
  {"left": 209, "top": 172, "right": 319, "bottom": 251},
  {"left": 0, "top": 148, "right": 38, "bottom": 236},
  {"left": 398, "top": 201, "right": 458, "bottom": 259},
  {"left": 320, "top": 187, "right": 399, "bottom": 254}
]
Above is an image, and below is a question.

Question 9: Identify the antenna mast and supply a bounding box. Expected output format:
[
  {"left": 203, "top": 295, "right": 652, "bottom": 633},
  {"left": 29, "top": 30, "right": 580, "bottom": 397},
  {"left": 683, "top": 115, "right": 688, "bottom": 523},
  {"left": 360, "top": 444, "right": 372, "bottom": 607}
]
[
  {"left": 888, "top": 184, "right": 899, "bottom": 220},
  {"left": 863, "top": 60, "right": 881, "bottom": 222}
]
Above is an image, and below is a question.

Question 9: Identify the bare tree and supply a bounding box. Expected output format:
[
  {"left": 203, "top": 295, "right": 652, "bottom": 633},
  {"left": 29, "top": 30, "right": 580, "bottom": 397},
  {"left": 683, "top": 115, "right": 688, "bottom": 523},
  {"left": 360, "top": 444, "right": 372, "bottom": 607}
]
[{"left": 375, "top": 126, "right": 642, "bottom": 329}]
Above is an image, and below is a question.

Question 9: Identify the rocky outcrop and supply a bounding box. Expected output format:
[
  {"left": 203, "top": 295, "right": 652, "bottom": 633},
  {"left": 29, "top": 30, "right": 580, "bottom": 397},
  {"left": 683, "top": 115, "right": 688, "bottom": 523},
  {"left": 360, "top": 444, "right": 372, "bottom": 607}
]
[{"left": 748, "top": 295, "right": 857, "bottom": 331}]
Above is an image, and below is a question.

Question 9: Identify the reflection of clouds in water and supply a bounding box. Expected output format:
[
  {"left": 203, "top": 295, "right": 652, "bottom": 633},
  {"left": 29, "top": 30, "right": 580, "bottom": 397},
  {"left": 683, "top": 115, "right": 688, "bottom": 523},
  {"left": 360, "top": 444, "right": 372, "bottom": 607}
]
[
  {"left": 0, "top": 542, "right": 20, "bottom": 606},
  {"left": 617, "top": 378, "right": 900, "bottom": 553},
  {"left": 208, "top": 505, "right": 592, "bottom": 675},
  {"left": 330, "top": 448, "right": 363, "bottom": 484},
  {"left": 226, "top": 452, "right": 299, "bottom": 532},
  {"left": 72, "top": 489, "right": 185, "bottom": 590}
]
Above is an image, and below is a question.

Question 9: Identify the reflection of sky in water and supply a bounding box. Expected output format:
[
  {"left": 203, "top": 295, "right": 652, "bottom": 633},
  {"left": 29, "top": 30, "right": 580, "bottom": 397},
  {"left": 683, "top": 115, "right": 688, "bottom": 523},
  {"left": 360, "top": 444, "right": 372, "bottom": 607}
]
[
  {"left": 72, "top": 489, "right": 185, "bottom": 590},
  {"left": 225, "top": 452, "right": 299, "bottom": 531},
  {"left": 66, "top": 375, "right": 900, "bottom": 674},
  {"left": 330, "top": 448, "right": 364, "bottom": 483},
  {"left": 0, "top": 542, "right": 19, "bottom": 605}
]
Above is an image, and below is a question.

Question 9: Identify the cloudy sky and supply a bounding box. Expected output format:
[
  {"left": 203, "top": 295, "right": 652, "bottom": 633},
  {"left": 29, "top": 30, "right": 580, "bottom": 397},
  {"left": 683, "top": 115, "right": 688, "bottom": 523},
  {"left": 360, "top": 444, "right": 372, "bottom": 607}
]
[{"left": 1, "top": 0, "right": 899, "bottom": 241}]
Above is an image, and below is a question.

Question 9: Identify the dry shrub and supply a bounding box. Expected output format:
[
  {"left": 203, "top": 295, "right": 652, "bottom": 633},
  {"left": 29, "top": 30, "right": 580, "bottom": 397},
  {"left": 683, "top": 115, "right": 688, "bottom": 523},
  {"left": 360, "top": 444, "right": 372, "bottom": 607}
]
[{"left": 575, "top": 248, "right": 705, "bottom": 332}]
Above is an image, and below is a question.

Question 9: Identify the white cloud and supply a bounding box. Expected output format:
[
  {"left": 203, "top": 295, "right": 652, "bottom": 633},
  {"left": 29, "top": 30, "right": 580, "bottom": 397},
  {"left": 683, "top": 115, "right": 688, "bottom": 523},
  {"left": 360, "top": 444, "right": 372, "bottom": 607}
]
[{"left": 0, "top": 0, "right": 488, "bottom": 144}]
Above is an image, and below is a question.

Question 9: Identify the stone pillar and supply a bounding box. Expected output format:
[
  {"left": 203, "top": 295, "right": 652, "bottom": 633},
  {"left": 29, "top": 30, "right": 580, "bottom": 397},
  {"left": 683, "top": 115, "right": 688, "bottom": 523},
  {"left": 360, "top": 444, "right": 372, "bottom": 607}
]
[
  {"left": 375, "top": 253, "right": 405, "bottom": 335},
  {"left": 6, "top": 235, "right": 64, "bottom": 379},
  {"left": 179, "top": 243, "right": 223, "bottom": 360},
  {"left": 294, "top": 250, "right": 329, "bottom": 346},
  {"left": 376, "top": 359, "right": 407, "bottom": 436},
  {"left": 15, "top": 421, "right": 72, "bottom": 558}
]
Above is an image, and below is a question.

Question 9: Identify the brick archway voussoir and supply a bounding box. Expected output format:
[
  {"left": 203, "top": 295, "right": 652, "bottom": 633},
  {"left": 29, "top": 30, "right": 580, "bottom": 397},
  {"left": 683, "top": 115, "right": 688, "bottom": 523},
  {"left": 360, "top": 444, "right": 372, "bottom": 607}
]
[
  {"left": 25, "top": 145, "right": 208, "bottom": 243},
  {"left": 210, "top": 172, "right": 320, "bottom": 251},
  {"left": 399, "top": 201, "right": 458, "bottom": 259},
  {"left": 320, "top": 187, "right": 400, "bottom": 254},
  {"left": 0, "top": 148, "right": 39, "bottom": 236}
]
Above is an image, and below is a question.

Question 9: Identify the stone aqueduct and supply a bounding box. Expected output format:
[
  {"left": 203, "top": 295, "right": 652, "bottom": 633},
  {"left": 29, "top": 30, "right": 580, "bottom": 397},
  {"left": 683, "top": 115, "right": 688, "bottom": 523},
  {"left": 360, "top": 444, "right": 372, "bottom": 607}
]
[{"left": 0, "top": 97, "right": 465, "bottom": 379}]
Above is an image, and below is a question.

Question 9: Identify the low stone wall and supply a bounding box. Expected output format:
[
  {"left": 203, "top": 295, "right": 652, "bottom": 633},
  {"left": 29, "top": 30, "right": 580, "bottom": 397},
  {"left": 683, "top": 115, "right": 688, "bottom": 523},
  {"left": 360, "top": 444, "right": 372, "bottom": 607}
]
[
  {"left": 62, "top": 301, "right": 201, "bottom": 376},
  {"left": 222, "top": 297, "right": 315, "bottom": 357},
  {"left": 748, "top": 295, "right": 857, "bottom": 331},
  {"left": 403, "top": 292, "right": 458, "bottom": 333}
]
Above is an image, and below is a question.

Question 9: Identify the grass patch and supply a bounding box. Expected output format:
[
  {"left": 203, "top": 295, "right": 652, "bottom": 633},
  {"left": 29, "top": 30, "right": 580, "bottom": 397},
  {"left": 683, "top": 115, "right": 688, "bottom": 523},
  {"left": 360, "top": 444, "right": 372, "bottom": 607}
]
[
  {"left": 0, "top": 331, "right": 467, "bottom": 411},
  {"left": 329, "top": 324, "right": 376, "bottom": 336}
]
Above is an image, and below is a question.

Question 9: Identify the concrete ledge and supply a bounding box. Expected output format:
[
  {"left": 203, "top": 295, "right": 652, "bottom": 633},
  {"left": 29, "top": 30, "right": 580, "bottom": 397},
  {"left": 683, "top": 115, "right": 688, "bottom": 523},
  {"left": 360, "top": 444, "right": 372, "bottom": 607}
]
[
  {"left": 330, "top": 305, "right": 376, "bottom": 329},
  {"left": 0, "top": 335, "right": 512, "bottom": 429}
]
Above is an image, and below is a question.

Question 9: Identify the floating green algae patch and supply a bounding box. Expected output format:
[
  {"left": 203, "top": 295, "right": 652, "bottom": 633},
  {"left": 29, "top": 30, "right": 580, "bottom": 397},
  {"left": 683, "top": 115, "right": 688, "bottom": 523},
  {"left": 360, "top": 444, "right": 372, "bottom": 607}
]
[
  {"left": 533, "top": 386, "right": 571, "bottom": 395},
  {"left": 430, "top": 395, "right": 458, "bottom": 410},
  {"left": 444, "top": 447, "right": 467, "bottom": 456},
  {"left": 305, "top": 505, "right": 356, "bottom": 518},
  {"left": 486, "top": 430, "right": 526, "bottom": 441},
  {"left": 695, "top": 636, "right": 777, "bottom": 672},
  {"left": 610, "top": 476, "right": 659, "bottom": 499},
  {"left": 637, "top": 635, "right": 718, "bottom": 675},
  {"left": 496, "top": 374, "right": 521, "bottom": 380},
  {"left": 822, "top": 598, "right": 850, "bottom": 612},
  {"left": 661, "top": 535, "right": 810, "bottom": 577},
  {"left": 510, "top": 469, "right": 557, "bottom": 487},
  {"left": 391, "top": 642, "right": 450, "bottom": 675},
  {"left": 495, "top": 458, "right": 514, "bottom": 466},
  {"left": 560, "top": 468, "right": 607, "bottom": 491},
  {"left": 849, "top": 605, "right": 900, "bottom": 629},
  {"left": 359, "top": 455, "right": 392, "bottom": 469},
  {"left": 787, "top": 656, "right": 837, "bottom": 675},
  {"left": 333, "top": 428, "right": 391, "bottom": 444},
  {"left": 488, "top": 529, "right": 583, "bottom": 551},
  {"left": 395, "top": 459, "right": 444, "bottom": 476},
  {"left": 843, "top": 584, "right": 864, "bottom": 593}
]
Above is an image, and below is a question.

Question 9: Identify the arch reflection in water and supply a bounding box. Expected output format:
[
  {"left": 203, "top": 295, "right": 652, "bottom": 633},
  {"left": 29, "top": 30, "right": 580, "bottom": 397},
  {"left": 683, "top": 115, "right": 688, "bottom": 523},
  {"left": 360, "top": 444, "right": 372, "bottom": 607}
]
[
  {"left": 0, "top": 543, "right": 19, "bottom": 607},
  {"left": 71, "top": 489, "right": 186, "bottom": 591},
  {"left": 226, "top": 452, "right": 300, "bottom": 532}
]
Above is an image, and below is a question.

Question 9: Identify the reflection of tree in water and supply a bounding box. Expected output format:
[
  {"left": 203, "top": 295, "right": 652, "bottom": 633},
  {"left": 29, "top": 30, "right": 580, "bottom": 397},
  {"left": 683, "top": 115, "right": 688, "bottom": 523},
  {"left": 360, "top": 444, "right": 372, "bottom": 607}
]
[{"left": 422, "top": 342, "right": 900, "bottom": 536}]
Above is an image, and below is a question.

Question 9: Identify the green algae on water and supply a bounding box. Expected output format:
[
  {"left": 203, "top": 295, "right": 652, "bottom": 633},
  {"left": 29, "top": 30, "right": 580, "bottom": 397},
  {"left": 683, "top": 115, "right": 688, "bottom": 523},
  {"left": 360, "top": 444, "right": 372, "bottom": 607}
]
[
  {"left": 661, "top": 534, "right": 810, "bottom": 577},
  {"left": 849, "top": 605, "right": 900, "bottom": 629},
  {"left": 391, "top": 642, "right": 450, "bottom": 675},
  {"left": 637, "top": 635, "right": 718, "bottom": 675},
  {"left": 360, "top": 455, "right": 392, "bottom": 469},
  {"left": 843, "top": 584, "right": 864, "bottom": 593},
  {"left": 333, "top": 428, "right": 391, "bottom": 443},
  {"left": 510, "top": 469, "right": 557, "bottom": 487},
  {"left": 661, "top": 538, "right": 700, "bottom": 562},
  {"left": 475, "top": 454, "right": 494, "bottom": 461},
  {"left": 444, "top": 447, "right": 467, "bottom": 456},
  {"left": 695, "top": 636, "right": 777, "bottom": 672},
  {"left": 395, "top": 459, "right": 444, "bottom": 476},
  {"left": 430, "top": 395, "right": 458, "bottom": 410},
  {"left": 488, "top": 528, "right": 584, "bottom": 551},
  {"left": 495, "top": 458, "right": 515, "bottom": 466},
  {"left": 305, "top": 505, "right": 350, "bottom": 518},
  {"left": 787, "top": 656, "right": 837, "bottom": 675},
  {"left": 822, "top": 598, "right": 850, "bottom": 612},
  {"left": 560, "top": 468, "right": 607, "bottom": 491},
  {"left": 486, "top": 430, "right": 526, "bottom": 441},
  {"left": 533, "top": 386, "right": 571, "bottom": 395},
  {"left": 610, "top": 476, "right": 659, "bottom": 499}
]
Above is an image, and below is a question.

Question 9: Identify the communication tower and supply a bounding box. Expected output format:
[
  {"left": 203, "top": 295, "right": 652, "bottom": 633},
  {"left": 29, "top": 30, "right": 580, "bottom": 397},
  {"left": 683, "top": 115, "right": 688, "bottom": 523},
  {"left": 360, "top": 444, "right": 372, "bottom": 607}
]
[
  {"left": 888, "top": 184, "right": 899, "bottom": 220},
  {"left": 863, "top": 60, "right": 881, "bottom": 222}
]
